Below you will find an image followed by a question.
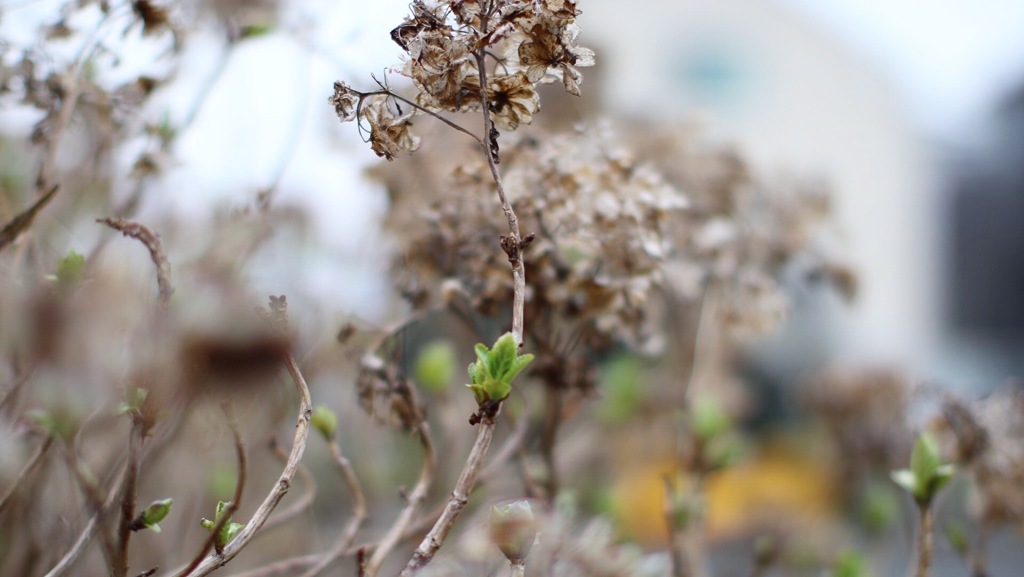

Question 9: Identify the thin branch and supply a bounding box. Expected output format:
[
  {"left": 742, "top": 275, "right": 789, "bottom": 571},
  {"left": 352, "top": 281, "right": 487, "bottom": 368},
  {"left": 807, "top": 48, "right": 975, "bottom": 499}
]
[
  {"left": 0, "top": 435, "right": 53, "bottom": 514},
  {"left": 294, "top": 434, "right": 368, "bottom": 577},
  {"left": 915, "top": 501, "right": 935, "bottom": 577},
  {"left": 662, "top": 475, "right": 688, "bottom": 577},
  {"left": 259, "top": 438, "right": 316, "bottom": 533},
  {"left": 359, "top": 88, "right": 483, "bottom": 147},
  {"left": 45, "top": 407, "right": 190, "bottom": 577},
  {"left": 114, "top": 417, "right": 149, "bottom": 577},
  {"left": 479, "top": 395, "right": 530, "bottom": 481},
  {"left": 400, "top": 413, "right": 497, "bottom": 577},
  {"left": 0, "top": 185, "right": 59, "bottom": 252},
  {"left": 0, "top": 360, "right": 36, "bottom": 413},
  {"left": 177, "top": 404, "right": 248, "bottom": 575},
  {"left": 361, "top": 417, "right": 436, "bottom": 577},
  {"left": 472, "top": 49, "right": 527, "bottom": 346},
  {"left": 97, "top": 218, "right": 174, "bottom": 312},
  {"left": 63, "top": 441, "right": 119, "bottom": 570},
  {"left": 170, "top": 351, "right": 312, "bottom": 577}
]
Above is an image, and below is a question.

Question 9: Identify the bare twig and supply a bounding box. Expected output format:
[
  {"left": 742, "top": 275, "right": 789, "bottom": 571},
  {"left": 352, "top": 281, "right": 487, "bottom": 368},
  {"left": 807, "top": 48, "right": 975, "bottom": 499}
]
[
  {"left": 170, "top": 351, "right": 312, "bottom": 577},
  {"left": 327, "top": 437, "right": 368, "bottom": 550},
  {"left": 114, "top": 417, "right": 150, "bottom": 577},
  {"left": 0, "top": 435, "right": 53, "bottom": 514},
  {"left": 0, "top": 360, "right": 36, "bottom": 413},
  {"left": 259, "top": 438, "right": 316, "bottom": 533},
  {"left": 294, "top": 435, "right": 369, "bottom": 577},
  {"left": 397, "top": 9, "right": 531, "bottom": 571},
  {"left": 63, "top": 442, "right": 119, "bottom": 570},
  {"left": 479, "top": 395, "right": 530, "bottom": 481},
  {"left": 357, "top": 88, "right": 483, "bottom": 148},
  {"left": 915, "top": 501, "right": 935, "bottom": 577},
  {"left": 97, "top": 218, "right": 174, "bottom": 312},
  {"left": 43, "top": 483, "right": 118, "bottom": 577},
  {"left": 473, "top": 48, "right": 527, "bottom": 346},
  {"left": 361, "top": 418, "right": 436, "bottom": 577},
  {"left": 177, "top": 404, "right": 248, "bottom": 575},
  {"left": 45, "top": 408, "right": 190, "bottom": 577},
  {"left": 662, "top": 475, "right": 689, "bottom": 577},
  {"left": 0, "top": 185, "right": 59, "bottom": 252},
  {"left": 400, "top": 413, "right": 496, "bottom": 577}
]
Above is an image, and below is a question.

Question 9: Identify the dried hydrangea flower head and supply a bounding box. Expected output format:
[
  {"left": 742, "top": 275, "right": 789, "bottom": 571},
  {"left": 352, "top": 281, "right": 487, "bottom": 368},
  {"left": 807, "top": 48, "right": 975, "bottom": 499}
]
[
  {"left": 939, "top": 391, "right": 1024, "bottom": 531},
  {"left": 329, "top": 0, "right": 594, "bottom": 159},
  {"left": 377, "top": 122, "right": 688, "bottom": 352}
]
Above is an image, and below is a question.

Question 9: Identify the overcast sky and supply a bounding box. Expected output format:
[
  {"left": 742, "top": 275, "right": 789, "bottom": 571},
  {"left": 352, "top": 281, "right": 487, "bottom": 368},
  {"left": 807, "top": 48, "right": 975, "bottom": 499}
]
[{"left": 772, "top": 0, "right": 1024, "bottom": 140}]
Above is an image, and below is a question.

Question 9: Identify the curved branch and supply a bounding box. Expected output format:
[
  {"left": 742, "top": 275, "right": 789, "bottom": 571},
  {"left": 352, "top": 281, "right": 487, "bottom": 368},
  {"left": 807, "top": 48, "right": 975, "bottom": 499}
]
[
  {"left": 400, "top": 414, "right": 496, "bottom": 576},
  {"left": 0, "top": 435, "right": 53, "bottom": 514},
  {"left": 178, "top": 404, "right": 248, "bottom": 575},
  {"left": 259, "top": 438, "right": 316, "bottom": 533},
  {"left": 170, "top": 352, "right": 312, "bottom": 577},
  {"left": 360, "top": 418, "right": 436, "bottom": 577}
]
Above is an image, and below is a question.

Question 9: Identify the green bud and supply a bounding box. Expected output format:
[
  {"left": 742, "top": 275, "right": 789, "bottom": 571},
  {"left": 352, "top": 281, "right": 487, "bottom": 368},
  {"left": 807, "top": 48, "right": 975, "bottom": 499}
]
[
  {"left": 201, "top": 501, "right": 244, "bottom": 550},
  {"left": 832, "top": 549, "right": 868, "bottom": 577},
  {"left": 691, "top": 396, "right": 731, "bottom": 442},
  {"left": 139, "top": 498, "right": 173, "bottom": 532},
  {"left": 489, "top": 500, "right": 537, "bottom": 563},
  {"left": 116, "top": 387, "right": 149, "bottom": 417},
  {"left": 414, "top": 340, "right": 457, "bottom": 392},
  {"left": 891, "top": 431, "right": 955, "bottom": 503},
  {"left": 50, "top": 250, "right": 85, "bottom": 293},
  {"left": 25, "top": 408, "right": 77, "bottom": 440},
  {"left": 466, "top": 333, "right": 533, "bottom": 407},
  {"left": 311, "top": 405, "right": 338, "bottom": 441}
]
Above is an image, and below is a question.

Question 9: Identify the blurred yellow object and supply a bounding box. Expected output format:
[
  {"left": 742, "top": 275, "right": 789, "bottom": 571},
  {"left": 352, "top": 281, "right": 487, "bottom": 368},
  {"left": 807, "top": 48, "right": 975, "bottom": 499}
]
[{"left": 611, "top": 445, "right": 838, "bottom": 545}]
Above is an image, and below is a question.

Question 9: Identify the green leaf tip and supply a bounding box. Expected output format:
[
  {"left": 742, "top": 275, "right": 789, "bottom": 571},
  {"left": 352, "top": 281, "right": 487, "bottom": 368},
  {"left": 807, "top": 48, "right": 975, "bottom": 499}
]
[
  {"left": 465, "top": 333, "right": 533, "bottom": 406},
  {"left": 201, "top": 500, "right": 245, "bottom": 550}
]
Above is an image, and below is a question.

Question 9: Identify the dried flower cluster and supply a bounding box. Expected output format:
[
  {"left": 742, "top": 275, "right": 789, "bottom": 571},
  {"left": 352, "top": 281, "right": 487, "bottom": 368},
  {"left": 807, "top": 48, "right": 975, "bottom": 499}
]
[
  {"left": 632, "top": 128, "right": 846, "bottom": 336},
  {"left": 939, "top": 392, "right": 1024, "bottom": 530},
  {"left": 378, "top": 123, "right": 687, "bottom": 354},
  {"left": 329, "top": 0, "right": 594, "bottom": 160},
  {"left": 803, "top": 366, "right": 913, "bottom": 474}
]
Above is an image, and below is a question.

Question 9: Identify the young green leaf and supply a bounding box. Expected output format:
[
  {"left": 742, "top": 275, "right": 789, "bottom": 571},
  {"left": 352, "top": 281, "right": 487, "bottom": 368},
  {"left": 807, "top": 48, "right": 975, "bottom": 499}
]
[{"left": 465, "top": 333, "right": 533, "bottom": 407}]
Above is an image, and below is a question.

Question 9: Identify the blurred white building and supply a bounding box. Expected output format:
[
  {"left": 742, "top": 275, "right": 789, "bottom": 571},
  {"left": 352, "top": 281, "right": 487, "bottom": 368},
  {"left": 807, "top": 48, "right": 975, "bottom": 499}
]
[{"left": 582, "top": 0, "right": 939, "bottom": 371}]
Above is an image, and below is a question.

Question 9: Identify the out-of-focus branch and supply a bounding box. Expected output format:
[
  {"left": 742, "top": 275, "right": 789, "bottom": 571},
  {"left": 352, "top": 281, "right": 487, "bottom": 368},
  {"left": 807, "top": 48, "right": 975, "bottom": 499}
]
[
  {"left": 97, "top": 218, "right": 174, "bottom": 313},
  {"left": 259, "top": 438, "right": 316, "bottom": 533},
  {"left": 360, "top": 417, "right": 436, "bottom": 577},
  {"left": 178, "top": 404, "right": 248, "bottom": 575},
  {"left": 294, "top": 433, "right": 369, "bottom": 577},
  {"left": 0, "top": 435, "right": 53, "bottom": 514},
  {"left": 0, "top": 185, "right": 59, "bottom": 252},
  {"left": 63, "top": 441, "right": 119, "bottom": 570},
  {"left": 400, "top": 414, "right": 496, "bottom": 577},
  {"left": 114, "top": 418, "right": 149, "bottom": 577},
  {"left": 171, "top": 351, "right": 312, "bottom": 577}
]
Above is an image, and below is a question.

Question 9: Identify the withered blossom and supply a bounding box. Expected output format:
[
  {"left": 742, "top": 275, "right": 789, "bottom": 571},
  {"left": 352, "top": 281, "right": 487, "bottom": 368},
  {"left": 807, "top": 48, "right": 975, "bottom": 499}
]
[
  {"left": 331, "top": 0, "right": 595, "bottom": 154},
  {"left": 377, "top": 122, "right": 687, "bottom": 350},
  {"left": 329, "top": 81, "right": 360, "bottom": 122},
  {"left": 517, "top": 22, "right": 595, "bottom": 96},
  {"left": 131, "top": 0, "right": 172, "bottom": 36},
  {"left": 364, "top": 96, "right": 421, "bottom": 161},
  {"left": 487, "top": 72, "right": 539, "bottom": 130},
  {"left": 937, "top": 392, "right": 1024, "bottom": 531}
]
